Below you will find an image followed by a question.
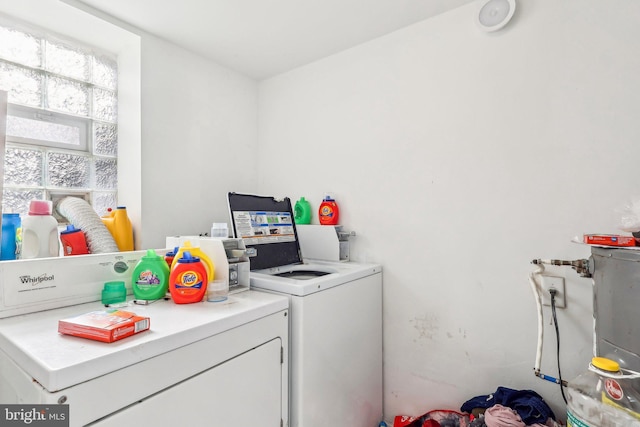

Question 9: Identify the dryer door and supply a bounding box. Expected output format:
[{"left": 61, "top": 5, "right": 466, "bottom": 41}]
[{"left": 91, "top": 338, "right": 283, "bottom": 427}]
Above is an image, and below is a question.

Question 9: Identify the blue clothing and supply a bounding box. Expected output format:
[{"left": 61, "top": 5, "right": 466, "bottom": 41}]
[{"left": 460, "top": 386, "right": 556, "bottom": 425}]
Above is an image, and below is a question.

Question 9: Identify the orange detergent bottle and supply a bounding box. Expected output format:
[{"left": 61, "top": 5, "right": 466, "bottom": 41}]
[
  {"left": 318, "top": 195, "right": 339, "bottom": 225},
  {"left": 169, "top": 251, "right": 208, "bottom": 304}
]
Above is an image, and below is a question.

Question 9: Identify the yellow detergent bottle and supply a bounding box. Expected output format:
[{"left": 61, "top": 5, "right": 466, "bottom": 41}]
[
  {"left": 171, "top": 241, "right": 215, "bottom": 283},
  {"left": 101, "top": 206, "right": 134, "bottom": 251}
]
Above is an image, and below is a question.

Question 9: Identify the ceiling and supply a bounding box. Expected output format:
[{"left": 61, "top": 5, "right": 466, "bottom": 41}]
[{"left": 72, "top": 0, "right": 477, "bottom": 80}]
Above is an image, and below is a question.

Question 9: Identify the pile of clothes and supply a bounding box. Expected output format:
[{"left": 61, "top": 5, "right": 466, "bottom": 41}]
[{"left": 391, "top": 387, "right": 563, "bottom": 427}]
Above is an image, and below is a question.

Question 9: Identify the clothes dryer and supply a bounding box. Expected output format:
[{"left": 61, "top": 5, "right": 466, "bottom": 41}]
[{"left": 0, "top": 253, "right": 289, "bottom": 427}]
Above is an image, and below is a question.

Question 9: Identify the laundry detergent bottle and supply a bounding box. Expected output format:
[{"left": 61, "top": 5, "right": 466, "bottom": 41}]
[
  {"left": 164, "top": 247, "right": 179, "bottom": 269},
  {"left": 294, "top": 197, "right": 312, "bottom": 224},
  {"left": 101, "top": 206, "right": 134, "bottom": 251},
  {"left": 59, "top": 225, "right": 89, "bottom": 256},
  {"left": 132, "top": 249, "right": 170, "bottom": 300},
  {"left": 169, "top": 251, "right": 209, "bottom": 304},
  {"left": 21, "top": 200, "right": 60, "bottom": 259},
  {"left": 171, "top": 241, "right": 214, "bottom": 282},
  {"left": 1, "top": 213, "right": 21, "bottom": 260},
  {"left": 318, "top": 195, "right": 339, "bottom": 225}
]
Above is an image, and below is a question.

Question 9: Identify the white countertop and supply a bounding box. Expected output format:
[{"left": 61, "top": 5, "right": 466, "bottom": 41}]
[{"left": 0, "top": 290, "right": 288, "bottom": 392}]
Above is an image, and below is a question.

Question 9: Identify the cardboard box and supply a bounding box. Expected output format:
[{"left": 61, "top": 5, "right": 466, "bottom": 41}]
[
  {"left": 58, "top": 309, "right": 150, "bottom": 343},
  {"left": 583, "top": 234, "right": 636, "bottom": 247}
]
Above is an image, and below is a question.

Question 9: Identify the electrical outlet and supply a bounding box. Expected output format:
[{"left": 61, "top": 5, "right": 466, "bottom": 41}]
[{"left": 541, "top": 275, "right": 566, "bottom": 308}]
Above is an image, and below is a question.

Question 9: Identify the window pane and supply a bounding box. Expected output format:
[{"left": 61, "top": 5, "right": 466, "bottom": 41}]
[
  {"left": 0, "top": 26, "right": 41, "bottom": 67},
  {"left": 93, "top": 87, "right": 117, "bottom": 122},
  {"left": 95, "top": 157, "right": 117, "bottom": 190},
  {"left": 45, "top": 40, "right": 90, "bottom": 82},
  {"left": 48, "top": 152, "right": 90, "bottom": 188},
  {"left": 3, "top": 147, "right": 43, "bottom": 186},
  {"left": 0, "top": 62, "right": 42, "bottom": 107},
  {"left": 47, "top": 76, "right": 89, "bottom": 116},
  {"left": 93, "top": 192, "right": 117, "bottom": 216},
  {"left": 2, "top": 189, "right": 45, "bottom": 216},
  {"left": 92, "top": 55, "right": 117, "bottom": 89},
  {"left": 7, "top": 115, "right": 81, "bottom": 146},
  {"left": 93, "top": 122, "right": 117, "bottom": 156},
  {"left": 0, "top": 21, "right": 120, "bottom": 213}
]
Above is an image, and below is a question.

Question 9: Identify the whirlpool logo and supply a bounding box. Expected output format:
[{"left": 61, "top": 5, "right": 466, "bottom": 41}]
[
  {"left": 19, "top": 274, "right": 55, "bottom": 286},
  {"left": 1, "top": 405, "right": 68, "bottom": 426}
]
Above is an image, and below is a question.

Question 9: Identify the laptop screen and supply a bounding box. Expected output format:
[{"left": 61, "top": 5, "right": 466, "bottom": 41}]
[{"left": 227, "top": 192, "right": 303, "bottom": 270}]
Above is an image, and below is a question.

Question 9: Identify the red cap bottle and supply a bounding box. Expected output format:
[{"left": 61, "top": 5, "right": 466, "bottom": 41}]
[
  {"left": 59, "top": 225, "right": 89, "bottom": 256},
  {"left": 319, "top": 195, "right": 339, "bottom": 225},
  {"left": 169, "top": 251, "right": 208, "bottom": 304}
]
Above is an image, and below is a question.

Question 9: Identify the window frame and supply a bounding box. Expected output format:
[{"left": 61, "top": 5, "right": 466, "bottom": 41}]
[
  {"left": 6, "top": 103, "right": 90, "bottom": 151},
  {"left": 0, "top": 17, "right": 118, "bottom": 218}
]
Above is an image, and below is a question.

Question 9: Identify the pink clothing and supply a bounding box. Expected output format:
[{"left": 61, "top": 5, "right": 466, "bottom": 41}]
[{"left": 485, "top": 404, "right": 526, "bottom": 427}]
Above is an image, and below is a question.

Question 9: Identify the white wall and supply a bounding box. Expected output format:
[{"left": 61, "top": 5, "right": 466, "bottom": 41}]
[
  {"left": 139, "top": 36, "right": 259, "bottom": 248},
  {"left": 258, "top": 0, "right": 640, "bottom": 420}
]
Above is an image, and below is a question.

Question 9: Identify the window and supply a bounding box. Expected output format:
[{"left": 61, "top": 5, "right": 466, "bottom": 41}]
[{"left": 0, "top": 19, "right": 118, "bottom": 219}]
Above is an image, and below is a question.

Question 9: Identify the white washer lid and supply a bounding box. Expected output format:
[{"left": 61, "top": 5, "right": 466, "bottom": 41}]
[{"left": 250, "top": 260, "right": 381, "bottom": 296}]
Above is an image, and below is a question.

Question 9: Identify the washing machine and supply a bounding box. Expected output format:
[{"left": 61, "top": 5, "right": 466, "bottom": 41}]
[
  {"left": 228, "top": 193, "right": 383, "bottom": 427},
  {"left": 0, "top": 252, "right": 289, "bottom": 427}
]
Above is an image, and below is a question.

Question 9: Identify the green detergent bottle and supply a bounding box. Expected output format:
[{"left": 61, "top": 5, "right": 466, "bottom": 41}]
[
  {"left": 294, "top": 197, "right": 312, "bottom": 224},
  {"left": 132, "top": 249, "right": 170, "bottom": 300}
]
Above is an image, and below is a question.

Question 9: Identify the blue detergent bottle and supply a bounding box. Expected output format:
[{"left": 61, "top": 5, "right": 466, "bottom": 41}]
[{"left": 1, "top": 213, "right": 21, "bottom": 260}]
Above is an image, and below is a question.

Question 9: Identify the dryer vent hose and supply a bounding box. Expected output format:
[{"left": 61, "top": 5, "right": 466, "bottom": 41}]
[{"left": 56, "top": 197, "right": 119, "bottom": 254}]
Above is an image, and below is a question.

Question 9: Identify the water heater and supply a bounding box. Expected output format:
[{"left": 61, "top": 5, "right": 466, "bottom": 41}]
[{"left": 591, "top": 246, "right": 640, "bottom": 379}]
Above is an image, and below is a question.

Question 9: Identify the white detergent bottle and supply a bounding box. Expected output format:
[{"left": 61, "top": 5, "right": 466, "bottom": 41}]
[{"left": 21, "top": 200, "right": 60, "bottom": 259}]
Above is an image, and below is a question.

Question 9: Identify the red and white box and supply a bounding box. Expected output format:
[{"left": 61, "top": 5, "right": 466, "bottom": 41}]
[
  {"left": 583, "top": 234, "right": 636, "bottom": 247},
  {"left": 58, "top": 309, "right": 150, "bottom": 343}
]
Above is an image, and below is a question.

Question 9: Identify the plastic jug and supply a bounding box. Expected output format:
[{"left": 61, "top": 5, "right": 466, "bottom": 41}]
[
  {"left": 169, "top": 251, "right": 208, "bottom": 304},
  {"left": 567, "top": 357, "right": 640, "bottom": 426},
  {"left": 319, "top": 195, "right": 339, "bottom": 225},
  {"left": 210, "top": 222, "right": 229, "bottom": 238},
  {"left": 294, "top": 197, "right": 312, "bottom": 224},
  {"left": 59, "top": 224, "right": 89, "bottom": 256},
  {"left": 170, "top": 241, "right": 215, "bottom": 282},
  {"left": 21, "top": 200, "right": 60, "bottom": 259},
  {"left": 1, "top": 213, "right": 21, "bottom": 260},
  {"left": 101, "top": 206, "right": 134, "bottom": 251},
  {"left": 132, "top": 249, "right": 170, "bottom": 301},
  {"left": 165, "top": 246, "right": 179, "bottom": 268}
]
